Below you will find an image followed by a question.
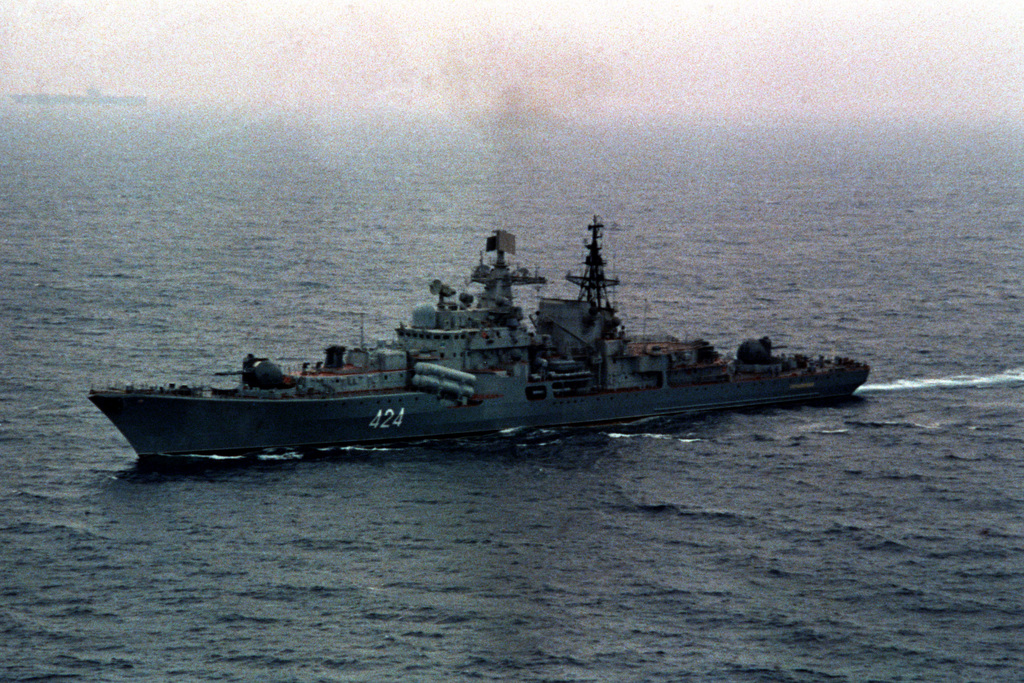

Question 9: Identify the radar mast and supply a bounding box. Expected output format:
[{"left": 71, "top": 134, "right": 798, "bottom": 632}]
[
  {"left": 470, "top": 230, "right": 546, "bottom": 317},
  {"left": 566, "top": 216, "right": 619, "bottom": 312}
]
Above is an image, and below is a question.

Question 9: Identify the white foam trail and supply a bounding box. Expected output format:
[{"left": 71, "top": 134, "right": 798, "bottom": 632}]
[
  {"left": 257, "top": 452, "right": 304, "bottom": 461},
  {"left": 318, "top": 445, "right": 397, "bottom": 453},
  {"left": 857, "top": 368, "right": 1024, "bottom": 394},
  {"left": 607, "top": 432, "right": 702, "bottom": 443}
]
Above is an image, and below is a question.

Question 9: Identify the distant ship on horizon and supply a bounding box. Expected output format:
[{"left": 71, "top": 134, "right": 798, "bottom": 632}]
[{"left": 10, "top": 87, "right": 145, "bottom": 107}]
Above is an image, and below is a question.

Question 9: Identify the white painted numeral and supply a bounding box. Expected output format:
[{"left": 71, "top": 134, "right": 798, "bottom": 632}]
[{"left": 369, "top": 407, "right": 404, "bottom": 429}]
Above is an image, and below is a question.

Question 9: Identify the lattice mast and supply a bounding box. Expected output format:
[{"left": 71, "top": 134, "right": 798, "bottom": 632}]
[{"left": 566, "top": 216, "right": 619, "bottom": 312}]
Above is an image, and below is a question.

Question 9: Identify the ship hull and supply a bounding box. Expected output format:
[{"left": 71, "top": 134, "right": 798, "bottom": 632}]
[{"left": 90, "top": 365, "right": 869, "bottom": 460}]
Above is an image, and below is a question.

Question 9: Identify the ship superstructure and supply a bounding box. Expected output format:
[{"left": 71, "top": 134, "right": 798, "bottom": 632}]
[{"left": 89, "top": 217, "right": 870, "bottom": 460}]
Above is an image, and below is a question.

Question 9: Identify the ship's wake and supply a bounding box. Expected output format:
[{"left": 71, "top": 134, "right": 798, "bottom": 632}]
[{"left": 857, "top": 368, "right": 1024, "bottom": 394}]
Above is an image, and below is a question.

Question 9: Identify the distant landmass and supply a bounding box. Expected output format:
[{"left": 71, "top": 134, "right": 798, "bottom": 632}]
[{"left": 11, "top": 87, "right": 145, "bottom": 107}]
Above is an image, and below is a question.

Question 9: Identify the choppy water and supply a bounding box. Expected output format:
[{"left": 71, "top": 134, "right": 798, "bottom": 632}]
[{"left": 2, "top": 107, "right": 1023, "bottom": 681}]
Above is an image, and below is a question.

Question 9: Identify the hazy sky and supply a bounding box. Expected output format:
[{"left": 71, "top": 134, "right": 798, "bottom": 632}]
[{"left": 2, "top": 0, "right": 1022, "bottom": 122}]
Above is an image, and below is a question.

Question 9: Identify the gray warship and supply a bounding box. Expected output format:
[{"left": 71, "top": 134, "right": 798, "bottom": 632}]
[
  {"left": 90, "top": 218, "right": 870, "bottom": 460},
  {"left": 11, "top": 87, "right": 146, "bottom": 107}
]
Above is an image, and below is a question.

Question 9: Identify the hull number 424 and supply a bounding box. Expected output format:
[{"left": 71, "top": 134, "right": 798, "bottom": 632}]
[{"left": 369, "top": 407, "right": 404, "bottom": 429}]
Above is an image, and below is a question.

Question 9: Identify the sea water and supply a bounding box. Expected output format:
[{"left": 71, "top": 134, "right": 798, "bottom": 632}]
[{"left": 1, "top": 107, "right": 1022, "bottom": 681}]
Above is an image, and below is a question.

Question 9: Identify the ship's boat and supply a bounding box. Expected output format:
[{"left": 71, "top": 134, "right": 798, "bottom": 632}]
[{"left": 89, "top": 217, "right": 870, "bottom": 460}]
